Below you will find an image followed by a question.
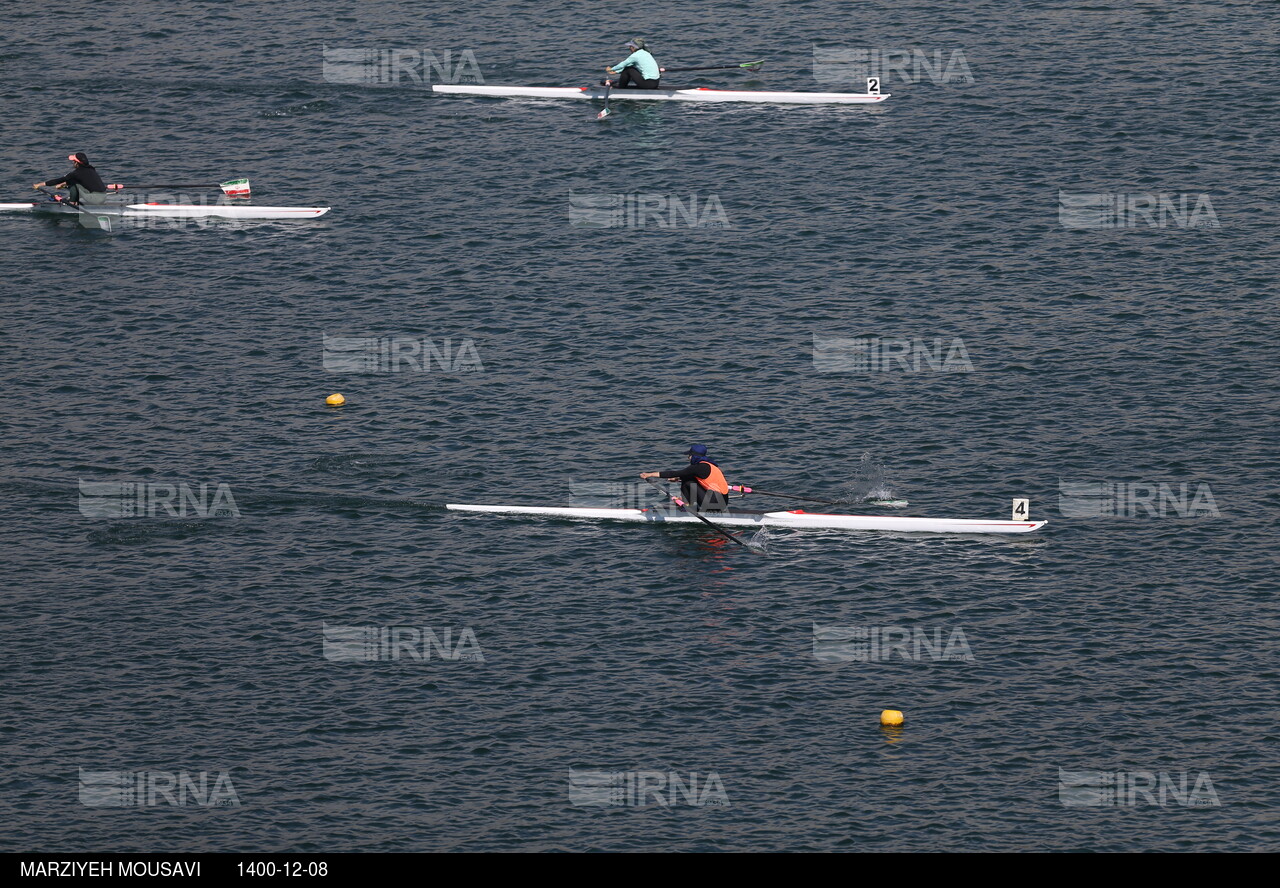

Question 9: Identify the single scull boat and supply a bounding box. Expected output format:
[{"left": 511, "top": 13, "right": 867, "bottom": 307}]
[
  {"left": 0, "top": 201, "right": 329, "bottom": 219},
  {"left": 432, "top": 84, "right": 888, "bottom": 105},
  {"left": 446, "top": 504, "right": 1045, "bottom": 534}
]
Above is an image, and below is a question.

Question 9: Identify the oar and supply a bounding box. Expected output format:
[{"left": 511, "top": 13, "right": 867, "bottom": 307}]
[
  {"left": 644, "top": 477, "right": 760, "bottom": 551},
  {"left": 105, "top": 178, "right": 251, "bottom": 197},
  {"left": 729, "top": 484, "right": 843, "bottom": 505},
  {"left": 597, "top": 81, "right": 613, "bottom": 119},
  {"left": 659, "top": 60, "right": 764, "bottom": 73},
  {"left": 729, "top": 484, "right": 907, "bottom": 507}
]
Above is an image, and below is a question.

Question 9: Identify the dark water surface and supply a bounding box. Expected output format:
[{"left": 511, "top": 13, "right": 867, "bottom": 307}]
[{"left": 1, "top": 0, "right": 1276, "bottom": 852}]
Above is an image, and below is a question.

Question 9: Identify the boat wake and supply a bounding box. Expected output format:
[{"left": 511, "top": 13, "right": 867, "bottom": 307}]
[{"left": 85, "top": 518, "right": 233, "bottom": 546}]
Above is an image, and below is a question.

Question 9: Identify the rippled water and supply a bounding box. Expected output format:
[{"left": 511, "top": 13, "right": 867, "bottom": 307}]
[{"left": 1, "top": 0, "right": 1276, "bottom": 852}]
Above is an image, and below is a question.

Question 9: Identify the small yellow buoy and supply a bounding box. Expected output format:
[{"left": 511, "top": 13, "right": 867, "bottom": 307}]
[
  {"left": 326, "top": 393, "right": 345, "bottom": 407},
  {"left": 880, "top": 709, "right": 904, "bottom": 726}
]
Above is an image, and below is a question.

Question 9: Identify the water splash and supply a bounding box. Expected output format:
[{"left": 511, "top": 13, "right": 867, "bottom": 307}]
[
  {"left": 834, "top": 453, "right": 902, "bottom": 504},
  {"left": 746, "top": 528, "right": 773, "bottom": 554}
]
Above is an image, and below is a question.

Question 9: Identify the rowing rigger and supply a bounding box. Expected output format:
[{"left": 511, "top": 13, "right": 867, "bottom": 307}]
[{"left": 445, "top": 503, "right": 1046, "bottom": 534}]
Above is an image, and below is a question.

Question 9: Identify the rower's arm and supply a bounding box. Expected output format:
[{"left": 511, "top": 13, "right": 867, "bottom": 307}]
[
  {"left": 640, "top": 467, "right": 688, "bottom": 480},
  {"left": 663, "top": 466, "right": 701, "bottom": 481}
]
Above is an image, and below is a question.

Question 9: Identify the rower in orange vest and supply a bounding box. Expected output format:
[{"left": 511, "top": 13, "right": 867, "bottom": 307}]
[{"left": 640, "top": 444, "right": 730, "bottom": 512}]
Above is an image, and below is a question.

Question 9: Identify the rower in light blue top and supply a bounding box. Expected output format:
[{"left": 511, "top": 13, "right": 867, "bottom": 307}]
[{"left": 605, "top": 38, "right": 661, "bottom": 89}]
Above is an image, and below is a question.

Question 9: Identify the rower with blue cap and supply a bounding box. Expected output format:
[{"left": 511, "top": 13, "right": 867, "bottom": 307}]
[
  {"left": 604, "top": 38, "right": 661, "bottom": 89},
  {"left": 640, "top": 444, "right": 731, "bottom": 512}
]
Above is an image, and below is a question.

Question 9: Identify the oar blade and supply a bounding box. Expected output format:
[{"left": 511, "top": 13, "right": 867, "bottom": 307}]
[
  {"left": 219, "top": 178, "right": 251, "bottom": 198},
  {"left": 597, "top": 82, "right": 613, "bottom": 120}
]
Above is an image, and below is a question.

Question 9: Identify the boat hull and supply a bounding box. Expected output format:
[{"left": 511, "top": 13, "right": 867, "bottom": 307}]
[
  {"left": 0, "top": 202, "right": 329, "bottom": 219},
  {"left": 432, "top": 84, "right": 888, "bottom": 105},
  {"left": 446, "top": 504, "right": 1046, "bottom": 534}
]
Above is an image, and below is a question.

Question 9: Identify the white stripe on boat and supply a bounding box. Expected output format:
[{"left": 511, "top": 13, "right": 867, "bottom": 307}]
[
  {"left": 432, "top": 84, "right": 889, "bottom": 105},
  {"left": 445, "top": 504, "right": 1045, "bottom": 534}
]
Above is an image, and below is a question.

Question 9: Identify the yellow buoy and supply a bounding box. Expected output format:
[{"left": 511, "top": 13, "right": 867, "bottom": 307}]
[
  {"left": 880, "top": 709, "right": 904, "bottom": 726},
  {"left": 326, "top": 393, "right": 345, "bottom": 407}
]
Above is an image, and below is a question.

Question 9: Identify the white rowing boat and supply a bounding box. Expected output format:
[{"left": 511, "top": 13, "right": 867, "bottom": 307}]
[
  {"left": 0, "top": 201, "right": 329, "bottom": 219},
  {"left": 432, "top": 84, "right": 888, "bottom": 105},
  {"left": 446, "top": 504, "right": 1046, "bottom": 534}
]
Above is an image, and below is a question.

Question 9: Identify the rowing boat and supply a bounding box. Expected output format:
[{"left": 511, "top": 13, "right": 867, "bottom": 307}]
[
  {"left": 432, "top": 84, "right": 888, "bottom": 105},
  {"left": 446, "top": 504, "right": 1046, "bottom": 534},
  {"left": 0, "top": 201, "right": 329, "bottom": 219}
]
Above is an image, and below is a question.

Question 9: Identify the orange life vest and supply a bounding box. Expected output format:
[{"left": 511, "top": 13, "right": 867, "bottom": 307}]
[{"left": 695, "top": 460, "right": 729, "bottom": 495}]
